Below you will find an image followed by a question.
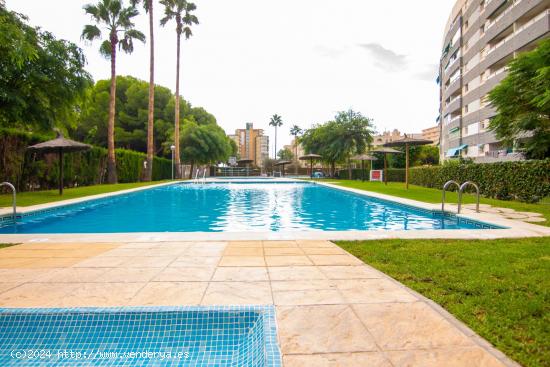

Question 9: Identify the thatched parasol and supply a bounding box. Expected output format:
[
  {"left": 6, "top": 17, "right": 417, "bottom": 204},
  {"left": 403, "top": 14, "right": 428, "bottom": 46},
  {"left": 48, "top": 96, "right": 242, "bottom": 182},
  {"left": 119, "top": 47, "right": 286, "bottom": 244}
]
[
  {"left": 384, "top": 135, "right": 432, "bottom": 189},
  {"left": 27, "top": 132, "right": 91, "bottom": 195},
  {"left": 351, "top": 154, "right": 377, "bottom": 182},
  {"left": 299, "top": 154, "right": 322, "bottom": 178},
  {"left": 274, "top": 160, "right": 292, "bottom": 177},
  {"left": 371, "top": 147, "right": 403, "bottom": 186}
]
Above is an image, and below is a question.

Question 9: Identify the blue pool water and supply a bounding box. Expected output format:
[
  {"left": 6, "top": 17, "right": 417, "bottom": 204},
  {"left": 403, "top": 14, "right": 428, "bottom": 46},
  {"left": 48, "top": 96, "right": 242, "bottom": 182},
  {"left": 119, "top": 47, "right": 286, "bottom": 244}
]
[
  {"left": 0, "top": 182, "right": 499, "bottom": 233},
  {"left": 0, "top": 306, "right": 281, "bottom": 367}
]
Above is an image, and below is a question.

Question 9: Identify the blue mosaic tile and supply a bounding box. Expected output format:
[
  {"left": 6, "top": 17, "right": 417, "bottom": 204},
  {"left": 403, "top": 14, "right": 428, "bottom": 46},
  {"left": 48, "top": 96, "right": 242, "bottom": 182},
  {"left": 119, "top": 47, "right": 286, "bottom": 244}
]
[{"left": 0, "top": 305, "right": 282, "bottom": 367}]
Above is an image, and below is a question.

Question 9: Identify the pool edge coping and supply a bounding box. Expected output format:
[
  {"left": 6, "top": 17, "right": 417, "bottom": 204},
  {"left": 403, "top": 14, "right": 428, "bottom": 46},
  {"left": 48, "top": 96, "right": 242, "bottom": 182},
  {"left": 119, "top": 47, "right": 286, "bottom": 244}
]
[{"left": 0, "top": 178, "right": 548, "bottom": 242}]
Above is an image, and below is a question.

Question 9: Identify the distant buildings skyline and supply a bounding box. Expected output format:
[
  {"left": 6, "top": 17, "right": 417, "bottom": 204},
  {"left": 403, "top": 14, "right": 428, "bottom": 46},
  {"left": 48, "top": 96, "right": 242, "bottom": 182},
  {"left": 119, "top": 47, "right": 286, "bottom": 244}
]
[{"left": 228, "top": 123, "right": 269, "bottom": 168}]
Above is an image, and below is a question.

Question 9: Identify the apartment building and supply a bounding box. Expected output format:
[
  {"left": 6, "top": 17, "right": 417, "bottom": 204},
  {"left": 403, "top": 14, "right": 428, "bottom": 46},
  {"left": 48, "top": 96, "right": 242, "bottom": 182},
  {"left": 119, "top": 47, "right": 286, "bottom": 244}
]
[
  {"left": 283, "top": 139, "right": 306, "bottom": 167},
  {"left": 373, "top": 130, "right": 423, "bottom": 146},
  {"left": 438, "top": 0, "right": 549, "bottom": 162},
  {"left": 228, "top": 123, "right": 270, "bottom": 167},
  {"left": 422, "top": 125, "right": 441, "bottom": 145}
]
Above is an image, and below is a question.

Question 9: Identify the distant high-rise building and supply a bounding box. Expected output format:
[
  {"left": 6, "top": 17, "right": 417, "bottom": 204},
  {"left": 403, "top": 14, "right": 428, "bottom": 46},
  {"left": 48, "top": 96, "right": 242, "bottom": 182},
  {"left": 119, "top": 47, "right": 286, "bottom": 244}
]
[
  {"left": 373, "top": 130, "right": 423, "bottom": 146},
  {"left": 422, "top": 125, "right": 441, "bottom": 145},
  {"left": 228, "top": 123, "right": 269, "bottom": 167},
  {"left": 438, "top": 0, "right": 548, "bottom": 162}
]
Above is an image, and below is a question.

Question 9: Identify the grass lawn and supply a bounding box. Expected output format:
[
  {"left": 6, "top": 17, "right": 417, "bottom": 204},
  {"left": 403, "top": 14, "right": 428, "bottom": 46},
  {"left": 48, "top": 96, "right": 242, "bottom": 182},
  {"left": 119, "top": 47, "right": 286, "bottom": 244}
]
[
  {"left": 0, "top": 181, "right": 170, "bottom": 208},
  {"left": 322, "top": 180, "right": 550, "bottom": 226},
  {"left": 337, "top": 238, "right": 550, "bottom": 367}
]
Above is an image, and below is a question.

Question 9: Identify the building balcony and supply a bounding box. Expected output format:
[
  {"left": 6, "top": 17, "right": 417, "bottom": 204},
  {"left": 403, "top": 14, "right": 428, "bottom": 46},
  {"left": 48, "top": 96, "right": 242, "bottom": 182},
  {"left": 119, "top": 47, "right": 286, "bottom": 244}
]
[
  {"left": 485, "top": 0, "right": 508, "bottom": 18},
  {"left": 445, "top": 76, "right": 462, "bottom": 97},
  {"left": 444, "top": 96, "right": 462, "bottom": 115},
  {"left": 483, "top": 9, "right": 549, "bottom": 68}
]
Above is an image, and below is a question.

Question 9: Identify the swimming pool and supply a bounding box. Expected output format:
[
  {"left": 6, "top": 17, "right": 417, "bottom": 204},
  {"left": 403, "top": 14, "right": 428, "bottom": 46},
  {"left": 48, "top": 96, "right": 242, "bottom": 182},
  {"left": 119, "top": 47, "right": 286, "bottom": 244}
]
[
  {"left": 0, "top": 306, "right": 281, "bottom": 367},
  {"left": 0, "top": 182, "right": 500, "bottom": 233}
]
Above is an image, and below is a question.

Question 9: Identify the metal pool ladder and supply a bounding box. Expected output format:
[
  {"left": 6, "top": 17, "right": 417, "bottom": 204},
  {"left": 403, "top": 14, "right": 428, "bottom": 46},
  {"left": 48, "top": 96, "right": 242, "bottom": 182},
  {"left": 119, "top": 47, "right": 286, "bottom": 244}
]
[
  {"left": 441, "top": 180, "right": 460, "bottom": 213},
  {"left": 458, "top": 181, "right": 480, "bottom": 214},
  {"left": 0, "top": 182, "right": 17, "bottom": 222},
  {"left": 441, "top": 180, "right": 480, "bottom": 214}
]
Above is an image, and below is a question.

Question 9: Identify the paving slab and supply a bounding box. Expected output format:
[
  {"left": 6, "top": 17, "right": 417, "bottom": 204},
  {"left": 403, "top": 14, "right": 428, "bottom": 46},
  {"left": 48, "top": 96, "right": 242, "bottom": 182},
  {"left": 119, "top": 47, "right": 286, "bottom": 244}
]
[{"left": 0, "top": 240, "right": 517, "bottom": 367}]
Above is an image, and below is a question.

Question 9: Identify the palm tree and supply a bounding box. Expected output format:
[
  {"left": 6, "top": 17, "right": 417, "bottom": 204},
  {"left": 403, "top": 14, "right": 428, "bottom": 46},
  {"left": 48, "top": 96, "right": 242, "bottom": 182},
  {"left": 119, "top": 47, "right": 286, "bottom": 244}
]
[
  {"left": 160, "top": 0, "right": 198, "bottom": 179},
  {"left": 82, "top": 0, "right": 145, "bottom": 184},
  {"left": 269, "top": 114, "right": 283, "bottom": 159},
  {"left": 131, "top": 0, "right": 155, "bottom": 181},
  {"left": 290, "top": 124, "right": 302, "bottom": 174}
]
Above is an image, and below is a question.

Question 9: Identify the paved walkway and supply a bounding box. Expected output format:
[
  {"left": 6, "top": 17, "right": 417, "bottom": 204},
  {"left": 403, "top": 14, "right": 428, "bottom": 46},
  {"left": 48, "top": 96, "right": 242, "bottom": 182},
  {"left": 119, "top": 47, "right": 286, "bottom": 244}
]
[{"left": 0, "top": 241, "right": 516, "bottom": 367}]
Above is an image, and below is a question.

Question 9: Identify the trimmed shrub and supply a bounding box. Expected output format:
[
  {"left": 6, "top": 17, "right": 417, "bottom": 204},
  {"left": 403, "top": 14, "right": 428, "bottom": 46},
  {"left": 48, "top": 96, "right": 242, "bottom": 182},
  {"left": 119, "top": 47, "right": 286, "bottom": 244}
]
[
  {"left": 0, "top": 128, "right": 171, "bottom": 192},
  {"left": 409, "top": 160, "right": 550, "bottom": 202}
]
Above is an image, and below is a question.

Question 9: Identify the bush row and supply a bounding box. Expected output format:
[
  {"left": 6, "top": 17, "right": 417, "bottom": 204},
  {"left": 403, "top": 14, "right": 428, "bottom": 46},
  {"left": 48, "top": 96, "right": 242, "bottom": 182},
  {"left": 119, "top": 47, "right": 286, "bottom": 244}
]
[
  {"left": 0, "top": 128, "right": 172, "bottom": 192},
  {"left": 409, "top": 160, "right": 550, "bottom": 202}
]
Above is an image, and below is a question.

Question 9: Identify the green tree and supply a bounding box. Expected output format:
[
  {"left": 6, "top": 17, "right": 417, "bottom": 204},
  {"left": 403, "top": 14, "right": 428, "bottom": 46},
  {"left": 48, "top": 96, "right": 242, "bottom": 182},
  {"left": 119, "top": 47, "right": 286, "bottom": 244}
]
[
  {"left": 160, "top": 0, "right": 199, "bottom": 178},
  {"left": 180, "top": 122, "right": 232, "bottom": 178},
  {"left": 488, "top": 39, "right": 550, "bottom": 159},
  {"left": 269, "top": 114, "right": 283, "bottom": 158},
  {"left": 289, "top": 124, "right": 302, "bottom": 174},
  {"left": 131, "top": 0, "right": 156, "bottom": 180},
  {"left": 77, "top": 75, "right": 216, "bottom": 158},
  {"left": 277, "top": 148, "right": 294, "bottom": 161},
  {"left": 0, "top": 6, "right": 92, "bottom": 131},
  {"left": 390, "top": 145, "right": 439, "bottom": 168},
  {"left": 82, "top": 0, "right": 145, "bottom": 183},
  {"left": 301, "top": 110, "right": 374, "bottom": 177}
]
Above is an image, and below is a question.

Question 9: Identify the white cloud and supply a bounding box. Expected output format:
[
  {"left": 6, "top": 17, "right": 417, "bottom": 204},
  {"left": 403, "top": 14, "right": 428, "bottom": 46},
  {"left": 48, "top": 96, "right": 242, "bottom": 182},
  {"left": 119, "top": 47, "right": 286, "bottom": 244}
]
[{"left": 358, "top": 43, "right": 408, "bottom": 71}]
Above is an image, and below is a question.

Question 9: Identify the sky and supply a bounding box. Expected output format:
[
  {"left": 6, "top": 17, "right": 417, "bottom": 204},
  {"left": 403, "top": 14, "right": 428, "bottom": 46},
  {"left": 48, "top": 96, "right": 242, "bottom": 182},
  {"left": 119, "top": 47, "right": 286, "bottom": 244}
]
[{"left": 7, "top": 0, "right": 455, "bottom": 153}]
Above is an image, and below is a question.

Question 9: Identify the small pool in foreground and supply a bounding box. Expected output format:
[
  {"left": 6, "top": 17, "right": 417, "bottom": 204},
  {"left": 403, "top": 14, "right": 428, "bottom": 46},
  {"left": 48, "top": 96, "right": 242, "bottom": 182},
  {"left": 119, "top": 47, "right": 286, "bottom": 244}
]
[
  {"left": 0, "top": 306, "right": 281, "bottom": 367},
  {"left": 0, "top": 182, "right": 500, "bottom": 233}
]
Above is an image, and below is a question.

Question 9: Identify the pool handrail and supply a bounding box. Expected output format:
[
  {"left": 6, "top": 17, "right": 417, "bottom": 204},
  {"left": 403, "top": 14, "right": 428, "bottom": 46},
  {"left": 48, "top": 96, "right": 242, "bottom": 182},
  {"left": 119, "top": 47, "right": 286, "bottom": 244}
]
[
  {"left": 0, "top": 182, "right": 17, "bottom": 222},
  {"left": 441, "top": 180, "right": 460, "bottom": 213},
  {"left": 458, "top": 181, "right": 480, "bottom": 213}
]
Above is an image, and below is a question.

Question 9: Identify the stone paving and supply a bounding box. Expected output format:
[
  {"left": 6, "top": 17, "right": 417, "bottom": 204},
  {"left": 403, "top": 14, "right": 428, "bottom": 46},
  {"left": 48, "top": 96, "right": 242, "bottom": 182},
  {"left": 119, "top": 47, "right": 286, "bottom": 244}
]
[{"left": 0, "top": 240, "right": 518, "bottom": 367}]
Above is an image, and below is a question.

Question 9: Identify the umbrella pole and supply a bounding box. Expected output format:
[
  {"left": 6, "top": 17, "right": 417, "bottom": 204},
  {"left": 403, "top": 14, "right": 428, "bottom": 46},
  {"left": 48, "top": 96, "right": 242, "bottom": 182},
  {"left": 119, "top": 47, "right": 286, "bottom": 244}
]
[
  {"left": 310, "top": 160, "right": 313, "bottom": 179},
  {"left": 361, "top": 160, "right": 365, "bottom": 182},
  {"left": 59, "top": 148, "right": 64, "bottom": 195},
  {"left": 384, "top": 154, "right": 388, "bottom": 186},
  {"left": 405, "top": 143, "right": 409, "bottom": 190}
]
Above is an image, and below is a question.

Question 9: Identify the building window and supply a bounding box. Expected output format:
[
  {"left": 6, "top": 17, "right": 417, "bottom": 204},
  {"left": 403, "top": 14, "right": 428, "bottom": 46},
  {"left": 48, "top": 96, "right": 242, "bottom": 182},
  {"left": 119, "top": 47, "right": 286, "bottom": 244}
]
[
  {"left": 464, "top": 105, "right": 469, "bottom": 114},
  {"left": 464, "top": 83, "right": 469, "bottom": 92}
]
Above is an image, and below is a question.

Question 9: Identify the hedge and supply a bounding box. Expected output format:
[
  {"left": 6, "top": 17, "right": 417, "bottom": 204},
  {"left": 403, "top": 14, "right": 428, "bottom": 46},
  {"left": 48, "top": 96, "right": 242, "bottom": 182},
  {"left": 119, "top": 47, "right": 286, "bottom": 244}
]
[
  {"left": 0, "top": 128, "right": 172, "bottom": 192},
  {"left": 409, "top": 160, "right": 550, "bottom": 203}
]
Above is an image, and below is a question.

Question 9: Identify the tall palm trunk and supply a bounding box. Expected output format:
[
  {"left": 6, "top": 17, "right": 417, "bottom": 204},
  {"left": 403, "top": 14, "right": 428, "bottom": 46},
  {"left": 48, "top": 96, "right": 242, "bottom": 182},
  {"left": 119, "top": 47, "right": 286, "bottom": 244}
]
[
  {"left": 274, "top": 126, "right": 277, "bottom": 158},
  {"left": 107, "top": 34, "right": 118, "bottom": 184},
  {"left": 145, "top": 1, "right": 155, "bottom": 181},
  {"left": 294, "top": 138, "right": 298, "bottom": 174},
  {"left": 174, "top": 28, "right": 181, "bottom": 178}
]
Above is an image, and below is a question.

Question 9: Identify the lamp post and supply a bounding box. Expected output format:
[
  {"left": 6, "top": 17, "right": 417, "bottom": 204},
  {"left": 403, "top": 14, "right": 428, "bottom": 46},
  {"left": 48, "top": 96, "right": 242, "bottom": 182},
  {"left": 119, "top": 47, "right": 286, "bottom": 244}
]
[{"left": 170, "top": 145, "right": 176, "bottom": 180}]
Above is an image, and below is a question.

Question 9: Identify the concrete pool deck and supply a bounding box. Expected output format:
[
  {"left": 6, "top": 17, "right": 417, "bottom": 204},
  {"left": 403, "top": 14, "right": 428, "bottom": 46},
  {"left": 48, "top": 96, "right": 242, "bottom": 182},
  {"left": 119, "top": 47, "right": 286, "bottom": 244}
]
[
  {"left": 0, "top": 240, "right": 518, "bottom": 367},
  {"left": 1, "top": 179, "right": 549, "bottom": 243}
]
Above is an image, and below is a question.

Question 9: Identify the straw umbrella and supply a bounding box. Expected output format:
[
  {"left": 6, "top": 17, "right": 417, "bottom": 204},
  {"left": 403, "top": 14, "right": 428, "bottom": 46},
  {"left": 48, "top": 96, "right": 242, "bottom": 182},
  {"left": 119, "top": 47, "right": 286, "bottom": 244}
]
[
  {"left": 351, "top": 154, "right": 377, "bottom": 182},
  {"left": 27, "top": 132, "right": 91, "bottom": 195},
  {"left": 372, "top": 147, "right": 403, "bottom": 186},
  {"left": 383, "top": 135, "right": 432, "bottom": 189},
  {"left": 274, "top": 160, "right": 292, "bottom": 177},
  {"left": 299, "top": 154, "right": 322, "bottom": 178}
]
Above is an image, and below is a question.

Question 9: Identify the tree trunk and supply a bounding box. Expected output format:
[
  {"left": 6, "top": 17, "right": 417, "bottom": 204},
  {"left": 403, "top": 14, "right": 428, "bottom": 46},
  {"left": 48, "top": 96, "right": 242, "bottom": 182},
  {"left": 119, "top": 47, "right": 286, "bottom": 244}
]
[
  {"left": 331, "top": 161, "right": 335, "bottom": 177},
  {"left": 174, "top": 30, "right": 182, "bottom": 178},
  {"left": 348, "top": 158, "right": 352, "bottom": 180},
  {"left": 189, "top": 162, "right": 194, "bottom": 179},
  {"left": 294, "top": 137, "right": 298, "bottom": 175},
  {"left": 144, "top": 0, "right": 155, "bottom": 181},
  {"left": 274, "top": 125, "right": 277, "bottom": 159},
  {"left": 107, "top": 38, "right": 118, "bottom": 184}
]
